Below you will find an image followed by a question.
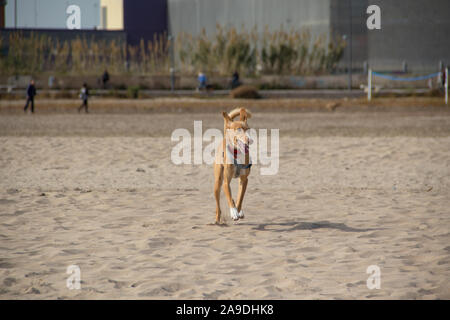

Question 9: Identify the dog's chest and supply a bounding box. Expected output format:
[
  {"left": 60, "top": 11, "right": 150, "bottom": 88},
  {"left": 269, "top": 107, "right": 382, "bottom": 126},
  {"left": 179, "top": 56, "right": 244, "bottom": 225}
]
[{"left": 226, "top": 145, "right": 252, "bottom": 177}]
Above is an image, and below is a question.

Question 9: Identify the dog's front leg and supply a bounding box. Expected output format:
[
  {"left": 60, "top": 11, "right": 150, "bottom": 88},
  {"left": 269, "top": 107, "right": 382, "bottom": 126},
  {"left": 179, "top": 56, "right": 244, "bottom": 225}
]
[
  {"left": 223, "top": 166, "right": 239, "bottom": 220},
  {"left": 236, "top": 175, "right": 248, "bottom": 218}
]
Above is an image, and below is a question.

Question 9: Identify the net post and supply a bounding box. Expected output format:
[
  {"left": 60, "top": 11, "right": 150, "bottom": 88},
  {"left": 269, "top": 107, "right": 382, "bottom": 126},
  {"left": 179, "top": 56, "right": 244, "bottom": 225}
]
[
  {"left": 368, "top": 68, "right": 372, "bottom": 101},
  {"left": 445, "top": 67, "right": 448, "bottom": 105}
]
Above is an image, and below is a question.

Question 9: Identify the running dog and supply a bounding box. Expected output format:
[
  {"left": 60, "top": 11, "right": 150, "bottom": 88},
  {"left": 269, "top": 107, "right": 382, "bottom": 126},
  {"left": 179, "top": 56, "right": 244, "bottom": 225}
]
[{"left": 214, "top": 108, "right": 252, "bottom": 223}]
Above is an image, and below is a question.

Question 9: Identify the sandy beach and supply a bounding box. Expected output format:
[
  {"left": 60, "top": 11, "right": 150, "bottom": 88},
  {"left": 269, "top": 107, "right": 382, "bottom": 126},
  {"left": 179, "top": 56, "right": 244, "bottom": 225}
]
[{"left": 0, "top": 106, "right": 449, "bottom": 299}]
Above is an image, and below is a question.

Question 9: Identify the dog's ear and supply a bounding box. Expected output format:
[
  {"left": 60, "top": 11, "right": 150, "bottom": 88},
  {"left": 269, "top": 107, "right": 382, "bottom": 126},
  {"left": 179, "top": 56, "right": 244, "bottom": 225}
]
[
  {"left": 239, "top": 108, "right": 247, "bottom": 122},
  {"left": 222, "top": 111, "right": 232, "bottom": 123}
]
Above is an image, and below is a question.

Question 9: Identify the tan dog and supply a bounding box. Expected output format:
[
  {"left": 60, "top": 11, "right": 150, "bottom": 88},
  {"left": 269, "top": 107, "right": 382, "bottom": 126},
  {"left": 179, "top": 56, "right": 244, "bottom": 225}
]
[{"left": 214, "top": 108, "right": 252, "bottom": 224}]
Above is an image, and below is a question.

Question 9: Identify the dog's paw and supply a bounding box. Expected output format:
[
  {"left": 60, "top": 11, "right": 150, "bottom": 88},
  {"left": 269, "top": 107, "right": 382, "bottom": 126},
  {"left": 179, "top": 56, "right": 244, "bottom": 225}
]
[
  {"left": 230, "top": 208, "right": 239, "bottom": 221},
  {"left": 238, "top": 210, "right": 245, "bottom": 219}
]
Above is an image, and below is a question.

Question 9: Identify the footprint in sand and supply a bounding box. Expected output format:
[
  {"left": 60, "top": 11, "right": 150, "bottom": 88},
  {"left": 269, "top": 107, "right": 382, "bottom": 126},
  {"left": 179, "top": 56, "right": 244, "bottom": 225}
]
[
  {"left": 3, "top": 277, "right": 17, "bottom": 287},
  {"left": 0, "top": 259, "right": 15, "bottom": 269},
  {"left": 0, "top": 199, "right": 16, "bottom": 205},
  {"left": 108, "top": 279, "right": 128, "bottom": 289}
]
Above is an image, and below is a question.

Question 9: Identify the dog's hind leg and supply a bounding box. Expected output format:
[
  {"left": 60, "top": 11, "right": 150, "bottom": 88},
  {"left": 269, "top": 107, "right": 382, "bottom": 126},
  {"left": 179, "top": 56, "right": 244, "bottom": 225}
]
[
  {"left": 214, "top": 163, "right": 224, "bottom": 224},
  {"left": 236, "top": 175, "right": 248, "bottom": 219}
]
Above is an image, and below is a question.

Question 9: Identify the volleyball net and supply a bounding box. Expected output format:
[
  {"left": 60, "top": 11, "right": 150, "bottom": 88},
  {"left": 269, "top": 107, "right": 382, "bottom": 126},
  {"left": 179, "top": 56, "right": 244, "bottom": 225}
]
[{"left": 367, "top": 68, "right": 448, "bottom": 104}]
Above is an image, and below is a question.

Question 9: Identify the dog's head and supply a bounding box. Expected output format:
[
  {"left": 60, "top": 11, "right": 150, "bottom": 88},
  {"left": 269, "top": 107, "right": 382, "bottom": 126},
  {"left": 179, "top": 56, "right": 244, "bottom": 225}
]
[{"left": 223, "top": 108, "right": 253, "bottom": 154}]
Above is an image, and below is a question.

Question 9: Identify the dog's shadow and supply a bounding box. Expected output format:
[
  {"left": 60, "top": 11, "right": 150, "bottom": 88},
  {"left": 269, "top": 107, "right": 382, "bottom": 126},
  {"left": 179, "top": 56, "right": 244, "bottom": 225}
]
[
  {"left": 206, "top": 222, "right": 230, "bottom": 227},
  {"left": 236, "top": 220, "right": 380, "bottom": 233}
]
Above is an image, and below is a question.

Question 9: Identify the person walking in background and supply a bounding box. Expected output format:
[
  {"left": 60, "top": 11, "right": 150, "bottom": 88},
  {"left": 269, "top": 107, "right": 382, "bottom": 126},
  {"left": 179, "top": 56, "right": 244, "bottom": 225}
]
[
  {"left": 230, "top": 70, "right": 241, "bottom": 89},
  {"left": 102, "top": 70, "right": 110, "bottom": 89},
  {"left": 78, "top": 83, "right": 89, "bottom": 113},
  {"left": 24, "top": 80, "right": 37, "bottom": 113},
  {"left": 197, "top": 72, "right": 207, "bottom": 91}
]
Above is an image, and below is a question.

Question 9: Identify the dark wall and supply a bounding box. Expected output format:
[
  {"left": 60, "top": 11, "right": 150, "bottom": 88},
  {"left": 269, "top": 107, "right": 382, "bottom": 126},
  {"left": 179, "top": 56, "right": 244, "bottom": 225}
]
[
  {"left": 0, "top": 2, "right": 5, "bottom": 29},
  {"left": 331, "top": 0, "right": 450, "bottom": 73},
  {"left": 330, "top": 0, "right": 369, "bottom": 72},
  {"left": 0, "top": 28, "right": 127, "bottom": 48},
  {"left": 367, "top": 0, "right": 450, "bottom": 72},
  {"left": 123, "top": 0, "right": 168, "bottom": 46}
]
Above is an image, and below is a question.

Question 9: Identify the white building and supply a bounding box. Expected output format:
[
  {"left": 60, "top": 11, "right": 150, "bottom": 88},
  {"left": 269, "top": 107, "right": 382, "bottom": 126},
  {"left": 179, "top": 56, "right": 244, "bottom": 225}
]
[{"left": 4, "top": 0, "right": 123, "bottom": 30}]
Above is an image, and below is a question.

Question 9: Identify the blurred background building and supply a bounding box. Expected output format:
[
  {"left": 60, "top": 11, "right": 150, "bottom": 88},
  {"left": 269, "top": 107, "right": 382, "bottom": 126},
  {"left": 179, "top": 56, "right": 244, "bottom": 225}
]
[
  {"left": 5, "top": 0, "right": 101, "bottom": 29},
  {"left": 99, "top": 0, "right": 124, "bottom": 30},
  {"left": 1, "top": 0, "right": 167, "bottom": 46},
  {"left": 1, "top": 0, "right": 449, "bottom": 72},
  {"left": 167, "top": 0, "right": 450, "bottom": 72}
]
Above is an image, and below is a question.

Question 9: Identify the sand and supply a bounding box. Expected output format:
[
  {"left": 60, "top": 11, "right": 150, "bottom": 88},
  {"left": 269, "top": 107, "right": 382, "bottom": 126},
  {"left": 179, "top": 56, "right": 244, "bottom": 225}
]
[{"left": 0, "top": 109, "right": 449, "bottom": 299}]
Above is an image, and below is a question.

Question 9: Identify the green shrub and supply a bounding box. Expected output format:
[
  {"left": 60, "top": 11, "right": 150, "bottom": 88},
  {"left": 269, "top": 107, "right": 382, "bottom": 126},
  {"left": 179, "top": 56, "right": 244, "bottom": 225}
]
[
  {"left": 230, "top": 85, "right": 261, "bottom": 99},
  {"left": 0, "top": 26, "right": 345, "bottom": 77},
  {"left": 114, "top": 84, "right": 127, "bottom": 90},
  {"left": 127, "top": 86, "right": 140, "bottom": 99}
]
